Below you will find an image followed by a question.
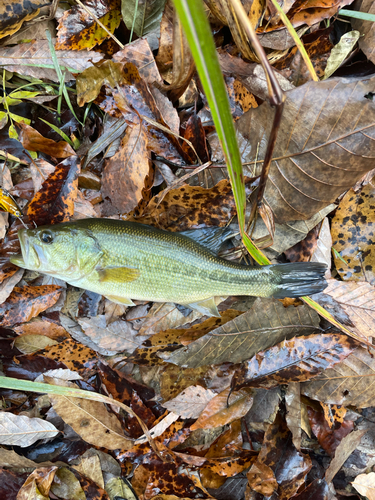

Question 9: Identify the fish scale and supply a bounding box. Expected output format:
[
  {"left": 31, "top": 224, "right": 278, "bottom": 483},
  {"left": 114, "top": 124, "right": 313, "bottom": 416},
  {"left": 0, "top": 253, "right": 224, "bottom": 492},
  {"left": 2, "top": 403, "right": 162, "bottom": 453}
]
[{"left": 10, "top": 218, "right": 328, "bottom": 317}]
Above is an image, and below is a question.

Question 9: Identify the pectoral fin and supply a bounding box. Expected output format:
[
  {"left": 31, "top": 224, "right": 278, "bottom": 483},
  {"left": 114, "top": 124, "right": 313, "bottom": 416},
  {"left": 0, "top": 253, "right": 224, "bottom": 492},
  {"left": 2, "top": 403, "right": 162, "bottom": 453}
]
[
  {"left": 183, "top": 297, "right": 220, "bottom": 317},
  {"left": 97, "top": 266, "right": 140, "bottom": 283},
  {"left": 105, "top": 295, "right": 135, "bottom": 306}
]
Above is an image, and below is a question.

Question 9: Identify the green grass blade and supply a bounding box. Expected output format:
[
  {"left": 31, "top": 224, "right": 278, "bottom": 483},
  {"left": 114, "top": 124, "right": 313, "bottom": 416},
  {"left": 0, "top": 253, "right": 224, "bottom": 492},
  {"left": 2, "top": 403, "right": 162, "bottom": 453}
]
[
  {"left": 339, "top": 9, "right": 375, "bottom": 21},
  {"left": 39, "top": 118, "right": 75, "bottom": 147},
  {"left": 172, "top": 0, "right": 246, "bottom": 232}
]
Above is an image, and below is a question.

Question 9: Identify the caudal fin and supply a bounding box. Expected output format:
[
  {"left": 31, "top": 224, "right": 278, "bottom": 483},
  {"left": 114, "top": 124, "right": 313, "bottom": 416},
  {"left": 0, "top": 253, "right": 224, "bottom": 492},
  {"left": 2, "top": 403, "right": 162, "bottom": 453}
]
[{"left": 269, "top": 262, "right": 327, "bottom": 298}]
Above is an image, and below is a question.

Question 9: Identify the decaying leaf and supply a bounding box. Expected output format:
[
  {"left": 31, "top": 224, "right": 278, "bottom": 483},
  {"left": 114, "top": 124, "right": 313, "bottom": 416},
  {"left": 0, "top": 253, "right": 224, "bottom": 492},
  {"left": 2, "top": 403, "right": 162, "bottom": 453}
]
[
  {"left": 50, "top": 394, "right": 133, "bottom": 450},
  {"left": 352, "top": 471, "right": 375, "bottom": 500},
  {"left": 0, "top": 285, "right": 62, "bottom": 327},
  {"left": 302, "top": 346, "right": 375, "bottom": 408},
  {"left": 162, "top": 385, "right": 216, "bottom": 418},
  {"left": 19, "top": 122, "right": 76, "bottom": 158},
  {"left": 332, "top": 184, "right": 375, "bottom": 284},
  {"left": 231, "top": 333, "right": 357, "bottom": 390},
  {"left": 122, "top": 0, "right": 167, "bottom": 37},
  {"left": 0, "top": 412, "right": 59, "bottom": 447},
  {"left": 102, "top": 125, "right": 151, "bottom": 214},
  {"left": 0, "top": 0, "right": 46, "bottom": 39},
  {"left": 27, "top": 156, "right": 80, "bottom": 226},
  {"left": 324, "top": 31, "right": 360, "bottom": 80},
  {"left": 13, "top": 334, "right": 58, "bottom": 354},
  {"left": 163, "top": 298, "right": 320, "bottom": 368},
  {"left": 208, "top": 76, "right": 375, "bottom": 224},
  {"left": 352, "top": 0, "right": 375, "bottom": 65}
]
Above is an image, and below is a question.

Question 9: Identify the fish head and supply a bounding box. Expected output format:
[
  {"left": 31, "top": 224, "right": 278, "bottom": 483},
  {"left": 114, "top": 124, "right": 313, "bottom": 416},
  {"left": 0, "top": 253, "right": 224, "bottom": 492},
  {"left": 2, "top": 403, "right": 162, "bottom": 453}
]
[{"left": 10, "top": 223, "right": 103, "bottom": 281}]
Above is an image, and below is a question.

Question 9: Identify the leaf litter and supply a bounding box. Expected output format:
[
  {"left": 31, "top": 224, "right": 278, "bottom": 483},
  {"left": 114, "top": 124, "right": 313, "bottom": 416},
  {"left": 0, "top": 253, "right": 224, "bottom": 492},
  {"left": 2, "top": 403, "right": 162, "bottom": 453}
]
[{"left": 0, "top": 1, "right": 375, "bottom": 499}]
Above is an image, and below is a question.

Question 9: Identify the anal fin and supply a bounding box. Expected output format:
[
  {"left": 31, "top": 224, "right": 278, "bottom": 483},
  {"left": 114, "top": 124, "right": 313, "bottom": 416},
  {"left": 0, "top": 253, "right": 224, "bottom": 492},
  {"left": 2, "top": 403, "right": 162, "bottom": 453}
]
[
  {"left": 182, "top": 297, "right": 220, "bottom": 317},
  {"left": 105, "top": 295, "right": 135, "bottom": 306}
]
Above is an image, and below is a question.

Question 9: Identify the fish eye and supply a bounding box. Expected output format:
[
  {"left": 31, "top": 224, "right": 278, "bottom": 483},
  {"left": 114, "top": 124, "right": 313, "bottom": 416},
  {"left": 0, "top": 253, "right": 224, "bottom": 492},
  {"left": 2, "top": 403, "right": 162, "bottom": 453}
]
[{"left": 40, "top": 231, "right": 54, "bottom": 244}]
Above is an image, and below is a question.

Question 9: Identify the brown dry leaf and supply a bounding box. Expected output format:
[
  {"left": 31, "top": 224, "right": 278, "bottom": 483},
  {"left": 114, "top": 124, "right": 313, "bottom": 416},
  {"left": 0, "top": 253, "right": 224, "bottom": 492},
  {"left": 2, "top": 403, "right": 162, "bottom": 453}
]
[
  {"left": 138, "top": 302, "right": 201, "bottom": 336},
  {"left": 162, "top": 385, "right": 216, "bottom": 419},
  {"left": 13, "top": 334, "right": 58, "bottom": 354},
  {"left": 325, "top": 429, "right": 367, "bottom": 484},
  {"left": 163, "top": 298, "right": 320, "bottom": 368},
  {"left": 50, "top": 394, "right": 133, "bottom": 450},
  {"left": 0, "top": 0, "right": 46, "bottom": 39},
  {"left": 350, "top": 0, "right": 375, "bottom": 65},
  {"left": 27, "top": 155, "right": 80, "bottom": 226},
  {"left": 73, "top": 453, "right": 104, "bottom": 490},
  {"left": 77, "top": 315, "right": 147, "bottom": 354},
  {"left": 317, "top": 280, "right": 375, "bottom": 339},
  {"left": 160, "top": 365, "right": 211, "bottom": 401},
  {"left": 56, "top": 0, "right": 121, "bottom": 51},
  {"left": 352, "top": 472, "right": 375, "bottom": 500},
  {"left": 285, "top": 382, "right": 302, "bottom": 452},
  {"left": 19, "top": 122, "right": 76, "bottom": 158},
  {"left": 332, "top": 184, "right": 375, "bottom": 283},
  {"left": 0, "top": 267, "right": 23, "bottom": 303},
  {"left": 29, "top": 159, "right": 55, "bottom": 193},
  {"left": 14, "top": 319, "right": 70, "bottom": 342},
  {"left": 301, "top": 346, "right": 375, "bottom": 408},
  {"left": 127, "top": 179, "right": 237, "bottom": 231},
  {"left": 0, "top": 40, "right": 103, "bottom": 81},
  {"left": 247, "top": 462, "right": 278, "bottom": 497},
  {"left": 113, "top": 38, "right": 163, "bottom": 84},
  {"left": 212, "top": 76, "right": 375, "bottom": 224},
  {"left": 230, "top": 333, "right": 357, "bottom": 390},
  {"left": 101, "top": 124, "right": 150, "bottom": 214},
  {"left": 0, "top": 285, "right": 62, "bottom": 327},
  {"left": 18, "top": 467, "right": 58, "bottom": 498},
  {"left": 0, "top": 412, "right": 59, "bottom": 447},
  {"left": 191, "top": 387, "right": 253, "bottom": 430}
]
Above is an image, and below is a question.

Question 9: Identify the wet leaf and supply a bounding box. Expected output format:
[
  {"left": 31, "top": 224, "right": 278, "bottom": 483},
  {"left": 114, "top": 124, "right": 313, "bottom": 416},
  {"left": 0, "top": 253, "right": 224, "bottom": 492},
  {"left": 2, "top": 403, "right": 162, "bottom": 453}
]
[
  {"left": 0, "top": 0, "right": 46, "bottom": 39},
  {"left": 307, "top": 404, "right": 354, "bottom": 456},
  {"left": 324, "top": 31, "right": 360, "bottom": 80},
  {"left": 19, "top": 122, "right": 76, "bottom": 158},
  {"left": 332, "top": 184, "right": 375, "bottom": 284},
  {"left": 0, "top": 412, "right": 59, "bottom": 447},
  {"left": 163, "top": 298, "right": 320, "bottom": 368},
  {"left": 352, "top": 0, "right": 375, "bottom": 65},
  {"left": 247, "top": 462, "right": 278, "bottom": 496},
  {"left": 285, "top": 382, "right": 302, "bottom": 451},
  {"left": 56, "top": 0, "right": 122, "bottom": 51},
  {"left": 27, "top": 156, "right": 80, "bottom": 226},
  {"left": 231, "top": 333, "right": 357, "bottom": 390},
  {"left": 41, "top": 338, "right": 98, "bottom": 375},
  {"left": 17, "top": 467, "right": 58, "bottom": 499},
  {"left": 352, "top": 472, "right": 375, "bottom": 500},
  {"left": 162, "top": 385, "right": 216, "bottom": 418},
  {"left": 191, "top": 387, "right": 253, "bottom": 430},
  {"left": 102, "top": 124, "right": 151, "bottom": 214},
  {"left": 0, "top": 285, "right": 62, "bottom": 327},
  {"left": 122, "top": 0, "right": 167, "bottom": 37},
  {"left": 50, "top": 393, "right": 134, "bottom": 450},
  {"left": 221, "top": 76, "right": 375, "bottom": 224},
  {"left": 50, "top": 468, "right": 86, "bottom": 500},
  {"left": 302, "top": 346, "right": 375, "bottom": 408},
  {"left": 14, "top": 319, "right": 70, "bottom": 342}
]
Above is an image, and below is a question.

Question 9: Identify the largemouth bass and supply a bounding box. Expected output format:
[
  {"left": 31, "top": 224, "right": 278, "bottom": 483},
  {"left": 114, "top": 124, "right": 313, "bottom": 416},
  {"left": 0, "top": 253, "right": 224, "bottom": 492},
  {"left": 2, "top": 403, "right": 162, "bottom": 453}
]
[{"left": 10, "top": 218, "right": 327, "bottom": 317}]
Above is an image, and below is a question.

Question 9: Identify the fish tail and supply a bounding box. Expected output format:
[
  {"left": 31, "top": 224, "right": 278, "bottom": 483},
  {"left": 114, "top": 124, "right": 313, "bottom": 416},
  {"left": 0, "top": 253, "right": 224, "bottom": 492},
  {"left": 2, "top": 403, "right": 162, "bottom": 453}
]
[{"left": 268, "top": 262, "right": 327, "bottom": 298}]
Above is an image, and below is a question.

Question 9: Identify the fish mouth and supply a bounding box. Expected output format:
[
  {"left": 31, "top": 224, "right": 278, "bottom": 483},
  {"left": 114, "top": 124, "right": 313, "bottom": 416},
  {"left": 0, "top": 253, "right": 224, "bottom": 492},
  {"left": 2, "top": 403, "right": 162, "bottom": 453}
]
[{"left": 10, "top": 229, "right": 42, "bottom": 270}]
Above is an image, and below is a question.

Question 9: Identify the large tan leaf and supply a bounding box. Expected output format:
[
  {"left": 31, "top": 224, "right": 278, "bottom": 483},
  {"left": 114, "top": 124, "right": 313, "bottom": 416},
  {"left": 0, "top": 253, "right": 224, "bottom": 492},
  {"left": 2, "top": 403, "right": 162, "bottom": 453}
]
[
  {"left": 162, "top": 385, "right": 216, "bottom": 418},
  {"left": 301, "top": 346, "right": 375, "bottom": 408},
  {"left": 212, "top": 76, "right": 375, "bottom": 224},
  {"left": 318, "top": 280, "right": 375, "bottom": 338},
  {"left": 0, "top": 412, "right": 59, "bottom": 447},
  {"left": 162, "top": 298, "right": 320, "bottom": 368},
  {"left": 0, "top": 40, "right": 102, "bottom": 82},
  {"left": 352, "top": 472, "right": 375, "bottom": 500},
  {"left": 49, "top": 395, "right": 133, "bottom": 450}
]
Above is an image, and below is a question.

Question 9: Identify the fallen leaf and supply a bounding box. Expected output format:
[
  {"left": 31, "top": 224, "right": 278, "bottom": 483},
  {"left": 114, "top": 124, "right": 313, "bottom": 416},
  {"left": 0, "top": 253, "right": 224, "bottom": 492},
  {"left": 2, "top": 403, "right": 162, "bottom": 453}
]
[
  {"left": 14, "top": 319, "right": 70, "bottom": 342},
  {"left": 0, "top": 285, "right": 62, "bottom": 327},
  {"left": 56, "top": 0, "right": 122, "bottom": 51},
  {"left": 352, "top": 472, "right": 375, "bottom": 500},
  {"left": 301, "top": 346, "right": 375, "bottom": 407},
  {"left": 332, "top": 184, "right": 375, "bottom": 284},
  {"left": 209, "top": 76, "right": 375, "bottom": 224},
  {"left": 0, "top": 412, "right": 59, "bottom": 447},
  {"left": 247, "top": 462, "right": 278, "bottom": 497},
  {"left": 73, "top": 453, "right": 104, "bottom": 490},
  {"left": 285, "top": 382, "right": 302, "bottom": 452},
  {"left": 352, "top": 0, "right": 375, "bottom": 65},
  {"left": 122, "top": 0, "right": 167, "bottom": 37},
  {"left": 41, "top": 338, "right": 98, "bottom": 375},
  {"left": 162, "top": 385, "right": 216, "bottom": 419},
  {"left": 325, "top": 429, "right": 367, "bottom": 484},
  {"left": 230, "top": 333, "right": 357, "bottom": 390},
  {"left": 27, "top": 155, "right": 80, "bottom": 226},
  {"left": 77, "top": 315, "right": 147, "bottom": 354},
  {"left": 324, "top": 31, "right": 360, "bottom": 80},
  {"left": 19, "top": 122, "right": 76, "bottom": 158},
  {"left": 13, "top": 334, "right": 58, "bottom": 354},
  {"left": 17, "top": 467, "right": 58, "bottom": 498},
  {"left": 0, "top": 0, "right": 46, "bottom": 39},
  {"left": 50, "top": 468, "right": 86, "bottom": 500},
  {"left": 191, "top": 387, "right": 253, "bottom": 430},
  {"left": 163, "top": 298, "right": 320, "bottom": 368},
  {"left": 50, "top": 394, "right": 133, "bottom": 450},
  {"left": 102, "top": 124, "right": 151, "bottom": 214}
]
